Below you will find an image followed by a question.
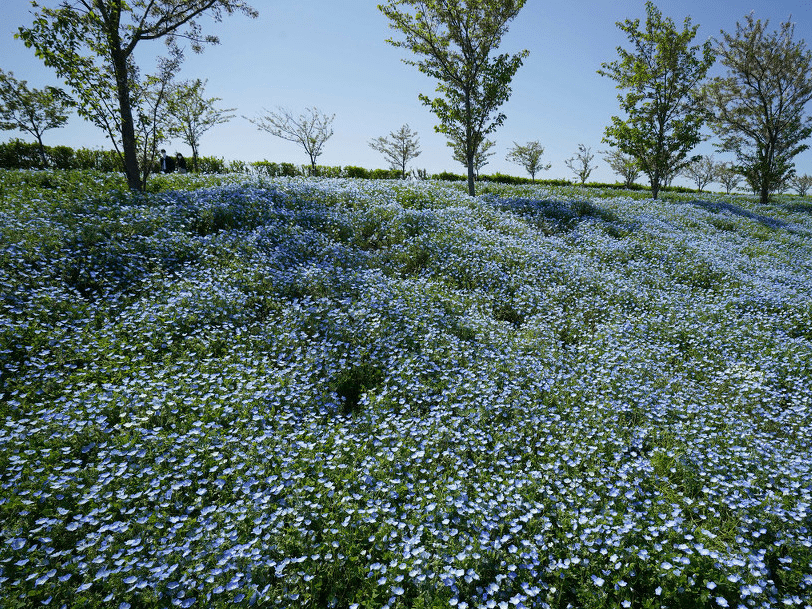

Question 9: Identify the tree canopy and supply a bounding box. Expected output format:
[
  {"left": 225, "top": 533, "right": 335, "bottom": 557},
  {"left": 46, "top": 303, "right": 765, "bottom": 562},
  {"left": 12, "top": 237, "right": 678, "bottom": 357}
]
[
  {"left": 598, "top": 1, "right": 715, "bottom": 199},
  {"left": 505, "top": 140, "right": 550, "bottom": 182},
  {"left": 0, "top": 68, "right": 73, "bottom": 166},
  {"left": 379, "top": 0, "right": 528, "bottom": 196},
  {"left": 17, "top": 0, "right": 257, "bottom": 191},
  {"left": 702, "top": 14, "right": 812, "bottom": 203}
]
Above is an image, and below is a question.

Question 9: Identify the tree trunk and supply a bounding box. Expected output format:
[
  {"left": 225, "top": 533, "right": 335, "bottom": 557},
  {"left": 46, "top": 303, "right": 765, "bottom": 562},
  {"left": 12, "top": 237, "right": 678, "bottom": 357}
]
[
  {"left": 111, "top": 49, "right": 142, "bottom": 191},
  {"left": 464, "top": 93, "right": 475, "bottom": 197},
  {"left": 759, "top": 182, "right": 769, "bottom": 204},
  {"left": 651, "top": 169, "right": 660, "bottom": 200},
  {"left": 35, "top": 135, "right": 48, "bottom": 168}
]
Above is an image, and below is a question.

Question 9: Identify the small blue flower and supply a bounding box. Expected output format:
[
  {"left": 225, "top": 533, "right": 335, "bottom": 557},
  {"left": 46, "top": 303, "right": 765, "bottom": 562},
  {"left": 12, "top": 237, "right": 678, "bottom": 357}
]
[
  {"left": 591, "top": 575, "right": 604, "bottom": 587},
  {"left": 9, "top": 538, "right": 26, "bottom": 551}
]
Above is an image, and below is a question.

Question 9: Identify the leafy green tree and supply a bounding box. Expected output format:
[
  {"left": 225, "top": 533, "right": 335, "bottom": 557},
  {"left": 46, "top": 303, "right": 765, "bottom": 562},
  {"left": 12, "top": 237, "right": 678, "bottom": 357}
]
[
  {"left": 169, "top": 78, "right": 235, "bottom": 172},
  {"left": 450, "top": 136, "right": 494, "bottom": 179},
  {"left": 379, "top": 0, "right": 529, "bottom": 196},
  {"left": 247, "top": 106, "right": 335, "bottom": 173},
  {"left": 0, "top": 69, "right": 73, "bottom": 166},
  {"left": 505, "top": 140, "right": 550, "bottom": 182},
  {"left": 702, "top": 15, "right": 812, "bottom": 204},
  {"left": 598, "top": 1, "right": 715, "bottom": 199},
  {"left": 602, "top": 148, "right": 640, "bottom": 188},
  {"left": 564, "top": 144, "right": 597, "bottom": 184},
  {"left": 17, "top": 0, "right": 257, "bottom": 191},
  {"left": 369, "top": 124, "right": 422, "bottom": 178}
]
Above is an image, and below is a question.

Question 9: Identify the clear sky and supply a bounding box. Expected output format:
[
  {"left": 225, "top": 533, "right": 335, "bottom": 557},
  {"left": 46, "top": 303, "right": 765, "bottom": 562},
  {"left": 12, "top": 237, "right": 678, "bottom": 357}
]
[{"left": 3, "top": 0, "right": 812, "bottom": 186}]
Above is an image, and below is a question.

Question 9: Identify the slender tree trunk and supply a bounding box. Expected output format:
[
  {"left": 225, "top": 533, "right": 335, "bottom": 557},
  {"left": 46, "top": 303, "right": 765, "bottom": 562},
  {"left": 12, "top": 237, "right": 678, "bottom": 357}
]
[
  {"left": 35, "top": 134, "right": 48, "bottom": 168},
  {"left": 190, "top": 141, "right": 198, "bottom": 173},
  {"left": 110, "top": 49, "right": 142, "bottom": 191},
  {"left": 464, "top": 93, "right": 475, "bottom": 197}
]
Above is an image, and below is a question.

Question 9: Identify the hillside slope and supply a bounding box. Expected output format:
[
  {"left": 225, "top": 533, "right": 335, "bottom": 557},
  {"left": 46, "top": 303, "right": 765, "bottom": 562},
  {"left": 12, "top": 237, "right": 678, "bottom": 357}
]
[{"left": 1, "top": 170, "right": 811, "bottom": 608}]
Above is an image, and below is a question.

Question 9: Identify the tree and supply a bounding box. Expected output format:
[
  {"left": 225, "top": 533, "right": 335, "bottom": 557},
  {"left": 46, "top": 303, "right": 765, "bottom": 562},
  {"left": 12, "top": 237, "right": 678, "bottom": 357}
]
[
  {"left": 702, "top": 15, "right": 812, "bottom": 204},
  {"left": 0, "top": 69, "right": 73, "bottom": 166},
  {"left": 682, "top": 155, "right": 719, "bottom": 192},
  {"left": 169, "top": 78, "right": 235, "bottom": 172},
  {"left": 368, "top": 124, "right": 422, "bottom": 178},
  {"left": 132, "top": 53, "right": 181, "bottom": 185},
  {"left": 790, "top": 174, "right": 812, "bottom": 196},
  {"left": 598, "top": 1, "right": 715, "bottom": 199},
  {"left": 17, "top": 0, "right": 257, "bottom": 191},
  {"left": 564, "top": 144, "right": 597, "bottom": 184},
  {"left": 505, "top": 140, "right": 550, "bottom": 182},
  {"left": 603, "top": 149, "right": 640, "bottom": 188},
  {"left": 716, "top": 162, "right": 741, "bottom": 194},
  {"left": 247, "top": 106, "right": 334, "bottom": 172},
  {"left": 450, "top": 136, "right": 494, "bottom": 179},
  {"left": 379, "top": 0, "right": 529, "bottom": 196}
]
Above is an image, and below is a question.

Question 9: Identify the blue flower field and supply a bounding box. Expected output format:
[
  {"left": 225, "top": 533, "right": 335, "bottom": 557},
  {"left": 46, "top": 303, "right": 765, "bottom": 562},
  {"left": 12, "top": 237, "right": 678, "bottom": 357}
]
[{"left": 1, "top": 169, "right": 811, "bottom": 608}]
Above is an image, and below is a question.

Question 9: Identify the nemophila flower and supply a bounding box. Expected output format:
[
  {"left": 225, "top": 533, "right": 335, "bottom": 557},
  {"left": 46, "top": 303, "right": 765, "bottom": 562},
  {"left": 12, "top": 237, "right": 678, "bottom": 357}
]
[
  {"left": 1, "top": 175, "right": 812, "bottom": 607},
  {"left": 591, "top": 574, "right": 605, "bottom": 587}
]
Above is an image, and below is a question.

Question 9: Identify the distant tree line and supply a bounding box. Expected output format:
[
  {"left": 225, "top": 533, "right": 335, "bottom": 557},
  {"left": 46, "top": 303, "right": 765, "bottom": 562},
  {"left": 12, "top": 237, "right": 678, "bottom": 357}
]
[{"left": 4, "top": 1, "right": 812, "bottom": 200}]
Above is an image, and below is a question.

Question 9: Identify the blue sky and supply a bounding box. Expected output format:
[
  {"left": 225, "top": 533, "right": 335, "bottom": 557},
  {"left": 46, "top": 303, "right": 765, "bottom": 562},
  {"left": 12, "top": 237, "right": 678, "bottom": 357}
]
[{"left": 3, "top": 0, "right": 812, "bottom": 186}]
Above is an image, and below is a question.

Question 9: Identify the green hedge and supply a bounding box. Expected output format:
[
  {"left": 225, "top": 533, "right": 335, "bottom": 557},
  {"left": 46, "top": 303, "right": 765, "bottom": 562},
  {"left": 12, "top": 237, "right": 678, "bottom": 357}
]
[
  {"left": 0, "top": 139, "right": 122, "bottom": 171},
  {"left": 0, "top": 139, "right": 701, "bottom": 195},
  {"left": 250, "top": 161, "right": 402, "bottom": 180}
]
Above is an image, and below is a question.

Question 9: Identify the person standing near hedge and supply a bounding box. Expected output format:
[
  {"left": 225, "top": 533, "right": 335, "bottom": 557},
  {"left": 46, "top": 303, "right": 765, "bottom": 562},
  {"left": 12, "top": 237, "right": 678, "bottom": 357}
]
[
  {"left": 159, "top": 149, "right": 175, "bottom": 173},
  {"left": 175, "top": 152, "right": 187, "bottom": 174}
]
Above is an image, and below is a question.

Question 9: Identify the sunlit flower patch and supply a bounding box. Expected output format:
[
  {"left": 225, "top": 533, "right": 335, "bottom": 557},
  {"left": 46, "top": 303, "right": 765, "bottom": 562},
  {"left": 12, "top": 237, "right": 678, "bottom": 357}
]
[{"left": 1, "top": 169, "right": 811, "bottom": 608}]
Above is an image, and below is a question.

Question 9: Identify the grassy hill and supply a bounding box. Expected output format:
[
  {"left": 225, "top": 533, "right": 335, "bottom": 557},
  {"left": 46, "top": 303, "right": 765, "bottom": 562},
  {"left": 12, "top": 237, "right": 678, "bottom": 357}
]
[{"left": 1, "top": 169, "right": 811, "bottom": 608}]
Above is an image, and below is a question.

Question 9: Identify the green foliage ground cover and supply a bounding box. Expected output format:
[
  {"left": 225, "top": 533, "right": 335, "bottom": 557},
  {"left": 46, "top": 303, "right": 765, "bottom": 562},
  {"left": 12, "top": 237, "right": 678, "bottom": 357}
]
[{"left": 1, "top": 169, "right": 811, "bottom": 608}]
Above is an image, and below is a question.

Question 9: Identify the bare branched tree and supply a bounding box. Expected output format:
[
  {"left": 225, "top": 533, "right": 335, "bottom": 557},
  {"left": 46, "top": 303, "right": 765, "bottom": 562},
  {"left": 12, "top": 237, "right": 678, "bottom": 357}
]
[
  {"left": 715, "top": 163, "right": 740, "bottom": 194},
  {"left": 682, "top": 155, "right": 720, "bottom": 192},
  {"left": 169, "top": 78, "right": 235, "bottom": 172},
  {"left": 790, "top": 174, "right": 812, "bottom": 196},
  {"left": 247, "top": 106, "right": 334, "bottom": 172},
  {"left": 564, "top": 144, "right": 597, "bottom": 184}
]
